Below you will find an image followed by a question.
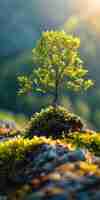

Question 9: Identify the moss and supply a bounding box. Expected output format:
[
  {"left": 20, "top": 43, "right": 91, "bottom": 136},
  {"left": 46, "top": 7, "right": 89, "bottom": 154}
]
[
  {"left": 0, "top": 136, "right": 57, "bottom": 188},
  {"left": 26, "top": 106, "right": 84, "bottom": 139},
  {"left": 67, "top": 131, "right": 100, "bottom": 156},
  {"left": 0, "top": 131, "right": 100, "bottom": 190},
  {"left": 0, "top": 136, "right": 66, "bottom": 171}
]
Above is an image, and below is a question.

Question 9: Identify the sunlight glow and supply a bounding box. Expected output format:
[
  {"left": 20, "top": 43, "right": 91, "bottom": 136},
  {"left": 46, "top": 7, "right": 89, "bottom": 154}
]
[
  {"left": 86, "top": 0, "right": 100, "bottom": 34},
  {"left": 73, "top": 0, "right": 100, "bottom": 34},
  {"left": 92, "top": 0, "right": 100, "bottom": 7},
  {"left": 89, "top": 0, "right": 100, "bottom": 13}
]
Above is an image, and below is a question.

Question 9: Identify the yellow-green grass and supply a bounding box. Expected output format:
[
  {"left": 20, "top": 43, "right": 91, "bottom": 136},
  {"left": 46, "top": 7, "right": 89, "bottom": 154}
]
[
  {"left": 0, "top": 136, "right": 67, "bottom": 162},
  {"left": 0, "top": 130, "right": 100, "bottom": 167},
  {"left": 65, "top": 131, "right": 100, "bottom": 156}
]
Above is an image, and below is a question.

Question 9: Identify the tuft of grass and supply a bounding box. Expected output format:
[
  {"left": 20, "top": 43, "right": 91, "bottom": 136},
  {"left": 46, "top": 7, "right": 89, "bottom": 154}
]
[
  {"left": 66, "top": 131, "right": 100, "bottom": 156},
  {"left": 0, "top": 136, "right": 67, "bottom": 164}
]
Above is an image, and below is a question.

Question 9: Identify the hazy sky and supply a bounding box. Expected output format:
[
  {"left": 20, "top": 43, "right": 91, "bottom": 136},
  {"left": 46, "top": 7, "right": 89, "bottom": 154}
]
[{"left": 0, "top": 0, "right": 99, "bottom": 56}]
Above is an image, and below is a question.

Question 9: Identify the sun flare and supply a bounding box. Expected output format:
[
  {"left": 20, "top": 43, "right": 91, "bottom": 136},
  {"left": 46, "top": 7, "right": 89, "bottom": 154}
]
[
  {"left": 89, "top": 0, "right": 100, "bottom": 12},
  {"left": 74, "top": 0, "right": 100, "bottom": 34},
  {"left": 76, "top": 0, "right": 100, "bottom": 14}
]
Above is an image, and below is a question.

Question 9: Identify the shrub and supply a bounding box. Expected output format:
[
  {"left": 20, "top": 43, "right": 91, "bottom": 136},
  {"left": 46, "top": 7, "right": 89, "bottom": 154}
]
[{"left": 26, "top": 106, "right": 84, "bottom": 139}]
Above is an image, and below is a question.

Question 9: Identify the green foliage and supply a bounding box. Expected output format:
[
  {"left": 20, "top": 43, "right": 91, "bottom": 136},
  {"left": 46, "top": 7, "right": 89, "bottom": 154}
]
[
  {"left": 18, "top": 31, "right": 94, "bottom": 105},
  {"left": 0, "top": 132, "right": 100, "bottom": 188},
  {"left": 67, "top": 131, "right": 100, "bottom": 156},
  {"left": 26, "top": 106, "right": 84, "bottom": 139},
  {"left": 0, "top": 136, "right": 55, "bottom": 184},
  {"left": 0, "top": 136, "right": 50, "bottom": 162}
]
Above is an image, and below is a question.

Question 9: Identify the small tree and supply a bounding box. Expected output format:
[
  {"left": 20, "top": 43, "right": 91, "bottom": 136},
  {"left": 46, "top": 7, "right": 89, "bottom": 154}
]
[{"left": 18, "top": 31, "right": 94, "bottom": 106}]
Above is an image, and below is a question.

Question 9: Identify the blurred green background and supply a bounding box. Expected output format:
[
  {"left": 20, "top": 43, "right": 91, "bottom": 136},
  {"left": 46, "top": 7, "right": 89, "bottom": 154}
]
[{"left": 0, "top": 0, "right": 100, "bottom": 130}]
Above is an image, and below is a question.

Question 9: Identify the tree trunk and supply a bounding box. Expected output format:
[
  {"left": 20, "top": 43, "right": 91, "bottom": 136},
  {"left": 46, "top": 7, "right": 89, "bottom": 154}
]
[
  {"left": 52, "top": 74, "right": 59, "bottom": 107},
  {"left": 53, "top": 87, "right": 58, "bottom": 107},
  {"left": 52, "top": 65, "right": 59, "bottom": 107}
]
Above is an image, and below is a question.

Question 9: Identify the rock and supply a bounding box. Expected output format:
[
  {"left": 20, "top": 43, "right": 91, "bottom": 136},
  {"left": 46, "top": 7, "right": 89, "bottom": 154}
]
[
  {"left": 25, "top": 191, "right": 45, "bottom": 200},
  {"left": 67, "top": 150, "right": 85, "bottom": 162},
  {"left": 2, "top": 142, "right": 100, "bottom": 200},
  {"left": 0, "top": 196, "right": 7, "bottom": 200}
]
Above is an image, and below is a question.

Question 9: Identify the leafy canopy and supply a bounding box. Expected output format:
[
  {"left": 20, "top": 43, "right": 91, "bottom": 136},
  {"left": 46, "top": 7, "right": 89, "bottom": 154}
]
[{"left": 18, "top": 31, "right": 94, "bottom": 104}]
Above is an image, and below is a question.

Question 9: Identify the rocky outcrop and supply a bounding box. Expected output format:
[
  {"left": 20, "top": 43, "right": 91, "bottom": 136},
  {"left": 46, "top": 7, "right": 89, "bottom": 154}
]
[{"left": 2, "top": 142, "right": 100, "bottom": 200}]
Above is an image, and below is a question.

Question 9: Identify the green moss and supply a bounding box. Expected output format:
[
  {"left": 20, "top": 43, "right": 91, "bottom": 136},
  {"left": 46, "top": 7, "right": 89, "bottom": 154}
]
[
  {"left": 67, "top": 131, "right": 100, "bottom": 156},
  {"left": 0, "top": 136, "right": 52, "bottom": 162},
  {"left": 26, "top": 106, "right": 84, "bottom": 139},
  {"left": 0, "top": 136, "right": 56, "bottom": 189},
  {"left": 0, "top": 130, "right": 100, "bottom": 189}
]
